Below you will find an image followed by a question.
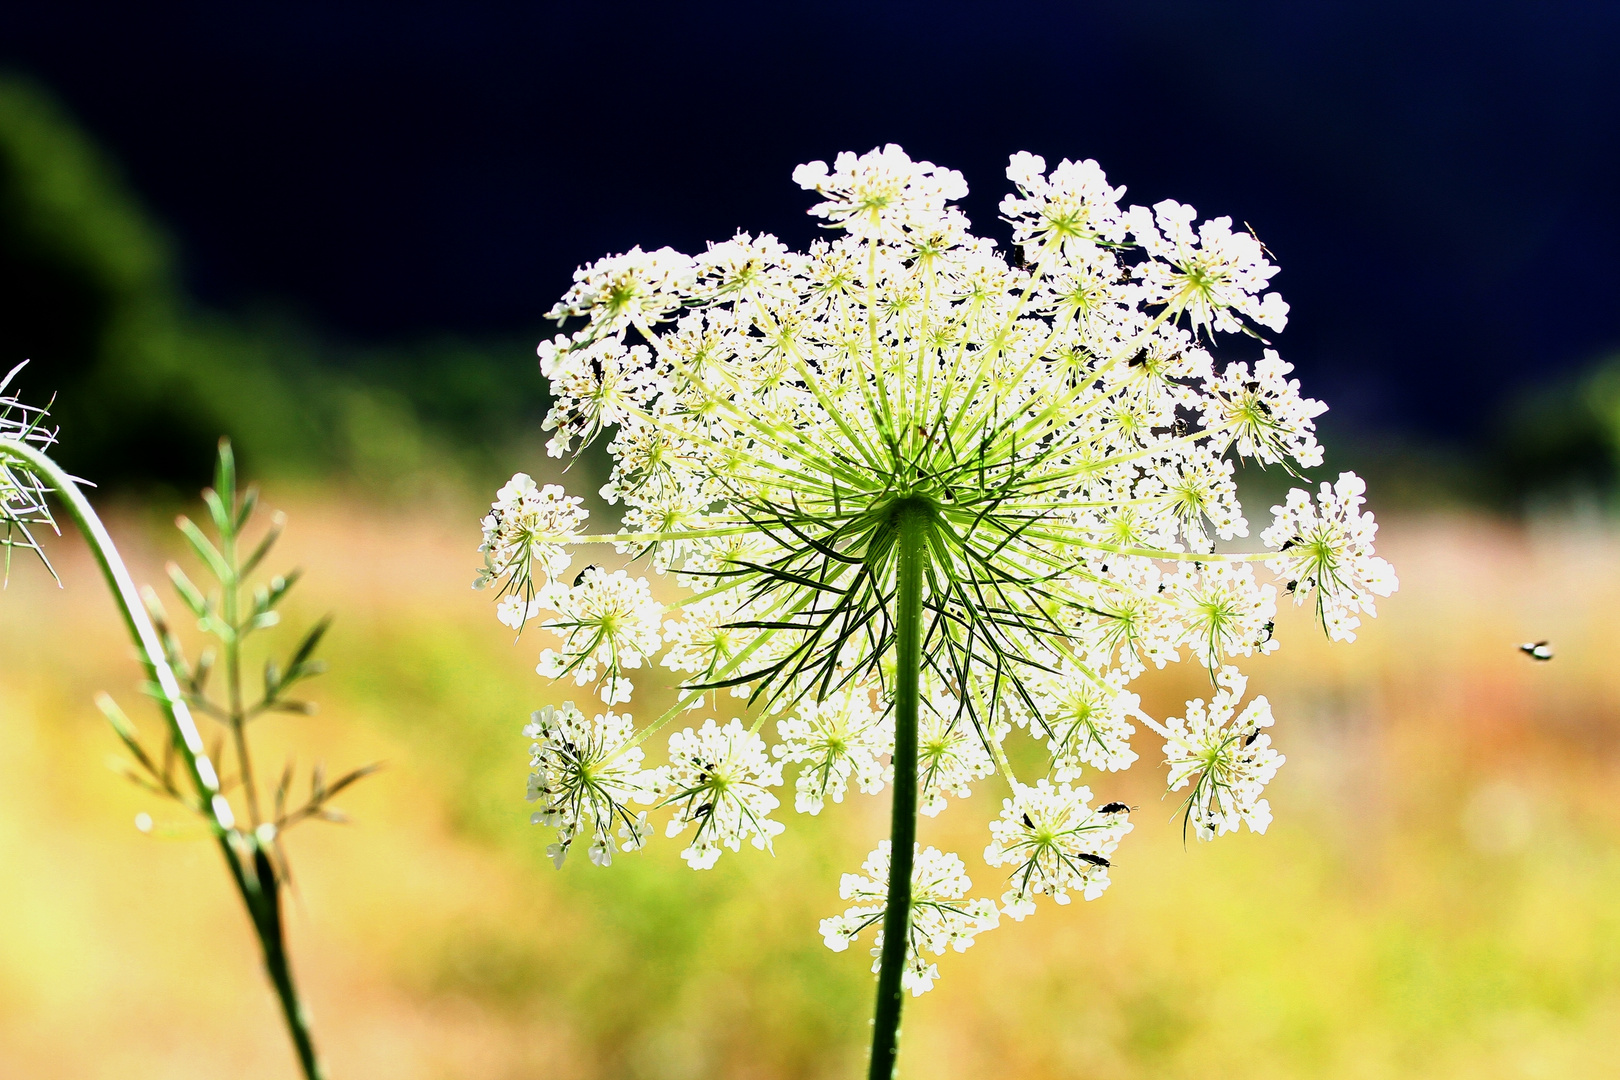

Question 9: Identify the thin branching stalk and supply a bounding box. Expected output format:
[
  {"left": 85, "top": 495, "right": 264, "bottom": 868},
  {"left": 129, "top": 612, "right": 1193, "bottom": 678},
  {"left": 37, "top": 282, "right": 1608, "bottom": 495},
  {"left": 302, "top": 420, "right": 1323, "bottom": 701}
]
[
  {"left": 867, "top": 498, "right": 929, "bottom": 1080},
  {"left": 0, "top": 437, "right": 325, "bottom": 1080}
]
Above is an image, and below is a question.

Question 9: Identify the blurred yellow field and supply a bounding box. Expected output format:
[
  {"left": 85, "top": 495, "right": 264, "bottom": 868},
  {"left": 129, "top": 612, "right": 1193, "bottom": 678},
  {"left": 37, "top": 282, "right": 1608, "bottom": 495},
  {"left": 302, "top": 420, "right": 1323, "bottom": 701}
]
[{"left": 3, "top": 497, "right": 1619, "bottom": 1079}]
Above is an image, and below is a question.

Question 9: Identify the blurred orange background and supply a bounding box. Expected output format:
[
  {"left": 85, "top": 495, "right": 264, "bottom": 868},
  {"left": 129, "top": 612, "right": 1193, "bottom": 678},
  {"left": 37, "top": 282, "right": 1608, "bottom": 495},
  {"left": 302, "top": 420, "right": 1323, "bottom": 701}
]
[{"left": 3, "top": 493, "right": 1618, "bottom": 1080}]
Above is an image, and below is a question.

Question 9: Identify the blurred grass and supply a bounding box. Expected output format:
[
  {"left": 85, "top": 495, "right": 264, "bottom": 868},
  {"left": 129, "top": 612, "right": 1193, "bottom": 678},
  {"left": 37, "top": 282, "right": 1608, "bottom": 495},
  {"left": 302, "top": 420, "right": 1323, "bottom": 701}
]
[{"left": 3, "top": 493, "right": 1620, "bottom": 1079}]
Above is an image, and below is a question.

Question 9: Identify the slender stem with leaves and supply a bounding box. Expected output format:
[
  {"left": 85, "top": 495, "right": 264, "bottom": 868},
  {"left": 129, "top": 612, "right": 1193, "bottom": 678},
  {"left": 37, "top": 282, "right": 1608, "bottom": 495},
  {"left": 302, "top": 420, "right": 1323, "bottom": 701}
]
[{"left": 1, "top": 380, "right": 374, "bottom": 1079}]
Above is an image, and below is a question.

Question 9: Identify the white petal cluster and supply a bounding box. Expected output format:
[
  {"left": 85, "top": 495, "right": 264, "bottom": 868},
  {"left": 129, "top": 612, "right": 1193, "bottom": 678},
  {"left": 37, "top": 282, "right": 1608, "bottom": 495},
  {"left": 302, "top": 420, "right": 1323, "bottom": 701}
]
[
  {"left": 1152, "top": 668, "right": 1285, "bottom": 840},
  {"left": 1263, "top": 472, "right": 1399, "bottom": 641},
  {"left": 1025, "top": 665, "right": 1140, "bottom": 778},
  {"left": 1202, "top": 350, "right": 1326, "bottom": 467},
  {"left": 1128, "top": 200, "right": 1290, "bottom": 335},
  {"left": 535, "top": 568, "right": 664, "bottom": 704},
  {"left": 660, "top": 594, "right": 758, "bottom": 696},
  {"left": 475, "top": 473, "right": 587, "bottom": 605},
  {"left": 545, "top": 245, "right": 694, "bottom": 339},
  {"left": 985, "top": 780, "right": 1133, "bottom": 919},
  {"left": 1001, "top": 151, "right": 1128, "bottom": 260},
  {"left": 1168, "top": 561, "right": 1279, "bottom": 669},
  {"left": 917, "top": 691, "right": 997, "bottom": 817},
  {"left": 820, "top": 842, "right": 999, "bottom": 996},
  {"left": 480, "top": 145, "right": 1391, "bottom": 986},
  {"left": 525, "top": 703, "right": 652, "bottom": 867},
  {"left": 657, "top": 718, "right": 784, "bottom": 869},
  {"left": 775, "top": 685, "right": 893, "bottom": 814},
  {"left": 794, "top": 145, "right": 968, "bottom": 243}
]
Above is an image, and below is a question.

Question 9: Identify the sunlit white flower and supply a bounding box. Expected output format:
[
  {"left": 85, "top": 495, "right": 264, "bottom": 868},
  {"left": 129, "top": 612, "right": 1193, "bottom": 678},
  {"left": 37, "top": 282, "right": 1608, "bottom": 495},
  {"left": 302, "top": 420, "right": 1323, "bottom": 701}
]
[
  {"left": 660, "top": 594, "right": 759, "bottom": 698},
  {"left": 1077, "top": 560, "right": 1186, "bottom": 678},
  {"left": 1263, "top": 472, "right": 1398, "bottom": 641},
  {"left": 658, "top": 718, "right": 784, "bottom": 869},
  {"left": 775, "top": 682, "right": 893, "bottom": 813},
  {"left": 1001, "top": 152, "right": 1128, "bottom": 262},
  {"left": 1151, "top": 445, "right": 1247, "bottom": 551},
  {"left": 1128, "top": 200, "right": 1289, "bottom": 335},
  {"left": 545, "top": 245, "right": 695, "bottom": 336},
  {"left": 794, "top": 145, "right": 968, "bottom": 243},
  {"left": 917, "top": 691, "right": 997, "bottom": 817},
  {"left": 985, "top": 780, "right": 1132, "bottom": 919},
  {"left": 497, "top": 595, "right": 543, "bottom": 630},
  {"left": 525, "top": 703, "right": 652, "bottom": 867},
  {"left": 540, "top": 337, "right": 669, "bottom": 459},
  {"left": 1152, "top": 667, "right": 1284, "bottom": 840},
  {"left": 475, "top": 474, "right": 587, "bottom": 601},
  {"left": 1201, "top": 349, "right": 1326, "bottom": 467},
  {"left": 479, "top": 146, "right": 1390, "bottom": 1015},
  {"left": 1026, "top": 665, "right": 1139, "bottom": 778},
  {"left": 820, "top": 842, "right": 999, "bottom": 996},
  {"left": 536, "top": 567, "right": 663, "bottom": 703},
  {"left": 1168, "top": 560, "right": 1280, "bottom": 670}
]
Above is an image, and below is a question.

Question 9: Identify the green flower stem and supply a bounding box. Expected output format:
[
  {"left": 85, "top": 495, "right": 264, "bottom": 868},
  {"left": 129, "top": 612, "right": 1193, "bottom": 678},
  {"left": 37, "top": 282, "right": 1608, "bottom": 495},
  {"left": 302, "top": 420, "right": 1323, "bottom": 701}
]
[
  {"left": 219, "top": 506, "right": 264, "bottom": 829},
  {"left": 867, "top": 498, "right": 929, "bottom": 1080},
  {"left": 0, "top": 438, "right": 325, "bottom": 1080}
]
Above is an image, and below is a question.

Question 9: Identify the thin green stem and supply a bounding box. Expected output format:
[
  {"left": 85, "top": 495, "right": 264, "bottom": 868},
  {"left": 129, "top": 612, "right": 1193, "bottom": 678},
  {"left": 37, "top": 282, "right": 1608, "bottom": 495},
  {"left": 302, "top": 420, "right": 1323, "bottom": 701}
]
[
  {"left": 867, "top": 498, "right": 929, "bottom": 1080},
  {"left": 0, "top": 439, "right": 325, "bottom": 1080},
  {"left": 220, "top": 503, "right": 264, "bottom": 830}
]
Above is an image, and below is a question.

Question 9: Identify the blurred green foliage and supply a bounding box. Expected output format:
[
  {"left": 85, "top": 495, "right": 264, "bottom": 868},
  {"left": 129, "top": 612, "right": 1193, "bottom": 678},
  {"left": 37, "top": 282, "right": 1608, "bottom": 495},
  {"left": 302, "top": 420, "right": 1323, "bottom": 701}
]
[
  {"left": 0, "top": 73, "right": 550, "bottom": 495},
  {"left": 1495, "top": 355, "right": 1620, "bottom": 509}
]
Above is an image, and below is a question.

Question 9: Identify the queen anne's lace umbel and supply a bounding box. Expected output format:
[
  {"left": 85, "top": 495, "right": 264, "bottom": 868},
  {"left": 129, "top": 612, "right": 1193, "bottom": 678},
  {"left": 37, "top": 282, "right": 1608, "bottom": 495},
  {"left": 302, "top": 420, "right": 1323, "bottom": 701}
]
[
  {"left": 524, "top": 703, "right": 651, "bottom": 867},
  {"left": 481, "top": 145, "right": 1395, "bottom": 992},
  {"left": 820, "top": 842, "right": 1000, "bottom": 997}
]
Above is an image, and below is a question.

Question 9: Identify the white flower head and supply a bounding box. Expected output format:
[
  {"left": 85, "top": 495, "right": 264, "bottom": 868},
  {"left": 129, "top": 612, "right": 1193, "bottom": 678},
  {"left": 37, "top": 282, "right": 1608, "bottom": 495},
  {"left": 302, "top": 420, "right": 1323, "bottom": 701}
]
[
  {"left": 1200, "top": 349, "right": 1326, "bottom": 467},
  {"left": 536, "top": 567, "right": 663, "bottom": 704},
  {"left": 540, "top": 337, "right": 671, "bottom": 459},
  {"left": 1001, "top": 152, "right": 1129, "bottom": 263},
  {"left": 475, "top": 474, "right": 588, "bottom": 602},
  {"left": 1027, "top": 665, "right": 1140, "bottom": 778},
  {"left": 1150, "top": 445, "right": 1248, "bottom": 551},
  {"left": 497, "top": 595, "right": 543, "bottom": 630},
  {"left": 546, "top": 245, "right": 695, "bottom": 334},
  {"left": 820, "top": 842, "right": 999, "bottom": 996},
  {"left": 793, "top": 144, "right": 968, "bottom": 243},
  {"left": 1263, "top": 472, "right": 1398, "bottom": 642},
  {"left": 524, "top": 703, "right": 652, "bottom": 868},
  {"left": 917, "top": 688, "right": 997, "bottom": 817},
  {"left": 1128, "top": 200, "right": 1289, "bottom": 335},
  {"left": 775, "top": 681, "right": 893, "bottom": 814},
  {"left": 660, "top": 594, "right": 759, "bottom": 697},
  {"left": 1078, "top": 560, "right": 1186, "bottom": 678},
  {"left": 1167, "top": 560, "right": 1280, "bottom": 670},
  {"left": 1153, "top": 668, "right": 1285, "bottom": 840},
  {"left": 657, "top": 718, "right": 784, "bottom": 869},
  {"left": 484, "top": 146, "right": 1389, "bottom": 983},
  {"left": 985, "top": 780, "right": 1133, "bottom": 919}
]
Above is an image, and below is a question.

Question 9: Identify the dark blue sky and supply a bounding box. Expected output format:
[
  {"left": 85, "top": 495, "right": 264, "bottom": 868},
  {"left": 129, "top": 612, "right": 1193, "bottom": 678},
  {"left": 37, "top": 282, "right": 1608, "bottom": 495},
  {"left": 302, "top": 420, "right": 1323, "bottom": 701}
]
[{"left": 6, "top": 1, "right": 1619, "bottom": 441}]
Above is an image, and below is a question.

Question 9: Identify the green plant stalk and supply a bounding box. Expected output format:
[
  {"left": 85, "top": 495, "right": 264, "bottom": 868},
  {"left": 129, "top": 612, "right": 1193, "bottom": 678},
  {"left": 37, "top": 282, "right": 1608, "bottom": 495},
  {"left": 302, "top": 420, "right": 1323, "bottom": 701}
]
[
  {"left": 867, "top": 499, "right": 928, "bottom": 1080},
  {"left": 0, "top": 438, "right": 325, "bottom": 1080},
  {"left": 221, "top": 507, "right": 263, "bottom": 828}
]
